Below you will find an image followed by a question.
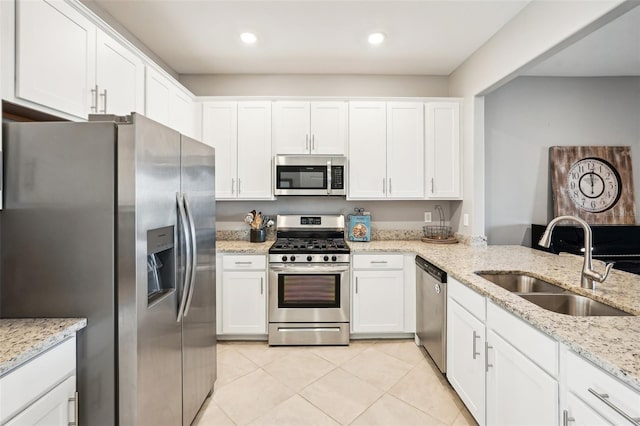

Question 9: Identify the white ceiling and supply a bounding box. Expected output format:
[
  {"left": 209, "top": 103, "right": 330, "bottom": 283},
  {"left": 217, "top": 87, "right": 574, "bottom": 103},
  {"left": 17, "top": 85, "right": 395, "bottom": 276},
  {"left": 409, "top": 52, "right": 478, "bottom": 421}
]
[
  {"left": 525, "top": 4, "right": 640, "bottom": 77},
  {"left": 86, "top": 0, "right": 530, "bottom": 75}
]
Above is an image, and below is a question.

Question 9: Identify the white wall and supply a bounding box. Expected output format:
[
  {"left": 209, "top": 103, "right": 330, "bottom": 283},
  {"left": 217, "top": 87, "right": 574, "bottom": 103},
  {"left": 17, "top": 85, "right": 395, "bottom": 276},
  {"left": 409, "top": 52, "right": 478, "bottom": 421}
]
[
  {"left": 448, "top": 0, "right": 630, "bottom": 240},
  {"left": 485, "top": 76, "right": 640, "bottom": 245},
  {"left": 180, "top": 74, "right": 449, "bottom": 97}
]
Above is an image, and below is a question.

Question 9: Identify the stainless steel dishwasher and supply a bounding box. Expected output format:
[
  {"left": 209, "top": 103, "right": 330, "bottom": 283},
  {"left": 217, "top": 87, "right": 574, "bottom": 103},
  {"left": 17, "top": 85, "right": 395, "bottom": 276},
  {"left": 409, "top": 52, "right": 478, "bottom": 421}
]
[{"left": 415, "top": 255, "right": 447, "bottom": 374}]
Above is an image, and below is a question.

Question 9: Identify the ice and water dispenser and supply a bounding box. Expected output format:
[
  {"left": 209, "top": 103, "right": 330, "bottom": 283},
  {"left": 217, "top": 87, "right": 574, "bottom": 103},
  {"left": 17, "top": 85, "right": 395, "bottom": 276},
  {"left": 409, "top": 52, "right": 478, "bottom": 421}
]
[{"left": 147, "top": 226, "right": 175, "bottom": 305}]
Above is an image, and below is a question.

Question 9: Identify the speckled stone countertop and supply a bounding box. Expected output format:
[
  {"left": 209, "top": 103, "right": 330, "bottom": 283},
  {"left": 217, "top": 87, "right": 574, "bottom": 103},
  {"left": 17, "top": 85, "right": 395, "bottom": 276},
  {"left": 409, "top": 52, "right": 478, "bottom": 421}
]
[
  {"left": 217, "top": 240, "right": 272, "bottom": 253},
  {"left": 348, "top": 241, "right": 640, "bottom": 392},
  {"left": 0, "top": 318, "right": 87, "bottom": 376}
]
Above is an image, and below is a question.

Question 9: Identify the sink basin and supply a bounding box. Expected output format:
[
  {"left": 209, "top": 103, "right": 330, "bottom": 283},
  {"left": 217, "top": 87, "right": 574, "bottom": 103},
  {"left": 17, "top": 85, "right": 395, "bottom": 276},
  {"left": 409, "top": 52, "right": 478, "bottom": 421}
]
[
  {"left": 519, "top": 294, "right": 632, "bottom": 317},
  {"left": 475, "top": 272, "right": 566, "bottom": 293}
]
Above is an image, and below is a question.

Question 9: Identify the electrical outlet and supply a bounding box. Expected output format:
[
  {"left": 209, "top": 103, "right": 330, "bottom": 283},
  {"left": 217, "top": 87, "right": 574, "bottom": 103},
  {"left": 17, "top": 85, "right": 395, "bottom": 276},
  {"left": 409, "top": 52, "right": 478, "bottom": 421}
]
[
  {"left": 463, "top": 213, "right": 469, "bottom": 226},
  {"left": 424, "top": 212, "right": 432, "bottom": 223}
]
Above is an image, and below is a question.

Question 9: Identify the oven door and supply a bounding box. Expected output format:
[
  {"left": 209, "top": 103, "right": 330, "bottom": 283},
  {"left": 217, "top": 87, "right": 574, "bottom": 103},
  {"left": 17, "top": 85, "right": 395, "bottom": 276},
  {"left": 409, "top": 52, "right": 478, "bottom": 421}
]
[{"left": 269, "top": 263, "right": 350, "bottom": 323}]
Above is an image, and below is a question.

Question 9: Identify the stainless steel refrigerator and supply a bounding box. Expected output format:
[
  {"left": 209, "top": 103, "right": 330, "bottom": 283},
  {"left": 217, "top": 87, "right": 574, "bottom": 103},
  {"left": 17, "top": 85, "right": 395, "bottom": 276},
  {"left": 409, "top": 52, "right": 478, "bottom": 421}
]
[{"left": 1, "top": 113, "right": 216, "bottom": 425}]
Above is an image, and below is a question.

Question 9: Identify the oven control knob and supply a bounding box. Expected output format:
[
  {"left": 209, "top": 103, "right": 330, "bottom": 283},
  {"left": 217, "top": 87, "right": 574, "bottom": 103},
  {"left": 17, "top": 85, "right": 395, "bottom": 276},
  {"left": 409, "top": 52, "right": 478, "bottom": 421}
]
[
  {"left": 323, "top": 255, "right": 329, "bottom": 262},
  {"left": 307, "top": 256, "right": 313, "bottom": 262},
  {"left": 290, "top": 256, "right": 296, "bottom": 262},
  {"left": 332, "top": 256, "right": 337, "bottom": 262},
  {"left": 281, "top": 256, "right": 288, "bottom": 262}
]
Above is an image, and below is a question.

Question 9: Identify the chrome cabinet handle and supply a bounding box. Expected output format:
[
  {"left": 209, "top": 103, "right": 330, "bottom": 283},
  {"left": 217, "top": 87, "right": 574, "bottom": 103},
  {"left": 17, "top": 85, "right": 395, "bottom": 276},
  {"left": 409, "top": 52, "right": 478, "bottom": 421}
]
[
  {"left": 388, "top": 178, "right": 392, "bottom": 194},
  {"left": 176, "top": 192, "right": 192, "bottom": 323},
  {"left": 312, "top": 134, "right": 315, "bottom": 151},
  {"left": 355, "top": 277, "right": 358, "bottom": 294},
  {"left": 306, "top": 134, "right": 309, "bottom": 150},
  {"left": 231, "top": 178, "right": 235, "bottom": 195},
  {"left": 260, "top": 277, "right": 264, "bottom": 295},
  {"left": 235, "top": 261, "right": 252, "bottom": 265},
  {"left": 68, "top": 391, "right": 79, "bottom": 426},
  {"left": 370, "top": 261, "right": 388, "bottom": 264},
  {"left": 588, "top": 388, "right": 640, "bottom": 424},
  {"left": 99, "top": 89, "right": 108, "bottom": 113},
  {"left": 485, "top": 342, "right": 493, "bottom": 372},
  {"left": 238, "top": 178, "right": 241, "bottom": 194},
  {"left": 183, "top": 193, "right": 198, "bottom": 317},
  {"left": 562, "top": 410, "right": 575, "bottom": 426},
  {"left": 382, "top": 178, "right": 386, "bottom": 195},
  {"left": 90, "top": 84, "right": 99, "bottom": 112},
  {"left": 431, "top": 178, "right": 435, "bottom": 193},
  {"left": 472, "top": 331, "right": 481, "bottom": 360}
]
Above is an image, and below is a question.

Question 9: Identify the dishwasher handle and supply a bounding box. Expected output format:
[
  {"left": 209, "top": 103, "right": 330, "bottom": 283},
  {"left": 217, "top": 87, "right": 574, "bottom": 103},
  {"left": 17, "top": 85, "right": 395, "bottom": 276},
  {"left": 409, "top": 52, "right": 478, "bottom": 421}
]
[{"left": 415, "top": 256, "right": 447, "bottom": 283}]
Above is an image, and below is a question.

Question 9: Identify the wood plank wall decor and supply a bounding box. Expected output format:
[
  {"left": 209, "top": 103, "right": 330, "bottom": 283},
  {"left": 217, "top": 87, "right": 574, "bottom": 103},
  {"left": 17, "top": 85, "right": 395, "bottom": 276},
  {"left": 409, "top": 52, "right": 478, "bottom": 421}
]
[{"left": 550, "top": 146, "right": 636, "bottom": 224}]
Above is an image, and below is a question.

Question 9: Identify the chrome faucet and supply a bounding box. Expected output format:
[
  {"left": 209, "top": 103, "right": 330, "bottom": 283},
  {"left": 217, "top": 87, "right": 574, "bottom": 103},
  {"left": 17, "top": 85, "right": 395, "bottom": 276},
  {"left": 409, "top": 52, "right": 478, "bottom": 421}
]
[{"left": 538, "top": 215, "right": 613, "bottom": 289}]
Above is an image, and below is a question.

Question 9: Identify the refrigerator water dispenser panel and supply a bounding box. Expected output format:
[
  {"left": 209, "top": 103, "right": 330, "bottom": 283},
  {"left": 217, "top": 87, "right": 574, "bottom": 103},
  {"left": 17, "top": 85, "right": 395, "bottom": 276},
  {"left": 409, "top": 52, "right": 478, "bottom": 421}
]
[{"left": 147, "top": 226, "right": 175, "bottom": 305}]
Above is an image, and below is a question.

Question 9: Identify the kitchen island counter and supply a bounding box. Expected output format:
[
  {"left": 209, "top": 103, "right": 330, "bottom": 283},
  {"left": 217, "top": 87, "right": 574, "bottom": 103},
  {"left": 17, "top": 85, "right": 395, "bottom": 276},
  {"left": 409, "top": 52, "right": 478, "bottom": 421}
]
[
  {"left": 348, "top": 241, "right": 640, "bottom": 392},
  {"left": 0, "top": 318, "right": 87, "bottom": 376}
]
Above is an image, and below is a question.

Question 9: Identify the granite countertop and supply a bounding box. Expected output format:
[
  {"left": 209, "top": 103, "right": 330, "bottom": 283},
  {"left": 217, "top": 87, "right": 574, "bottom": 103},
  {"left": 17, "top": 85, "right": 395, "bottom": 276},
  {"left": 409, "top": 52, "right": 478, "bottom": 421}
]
[
  {"left": 0, "top": 318, "right": 87, "bottom": 376},
  {"left": 348, "top": 241, "right": 640, "bottom": 392},
  {"left": 217, "top": 240, "right": 272, "bottom": 254}
]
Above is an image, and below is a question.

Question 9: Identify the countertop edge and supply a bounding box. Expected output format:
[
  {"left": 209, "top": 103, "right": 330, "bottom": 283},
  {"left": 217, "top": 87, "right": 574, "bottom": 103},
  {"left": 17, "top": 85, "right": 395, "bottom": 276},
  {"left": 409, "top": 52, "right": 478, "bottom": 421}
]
[{"left": 0, "top": 318, "right": 88, "bottom": 377}]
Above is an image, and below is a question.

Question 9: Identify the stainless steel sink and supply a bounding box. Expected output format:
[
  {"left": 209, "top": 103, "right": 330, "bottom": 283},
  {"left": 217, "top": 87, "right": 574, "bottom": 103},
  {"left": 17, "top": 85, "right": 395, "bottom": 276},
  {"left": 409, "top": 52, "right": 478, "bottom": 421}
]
[
  {"left": 475, "top": 272, "right": 566, "bottom": 293},
  {"left": 475, "top": 271, "right": 633, "bottom": 317},
  {"left": 519, "top": 294, "right": 632, "bottom": 317}
]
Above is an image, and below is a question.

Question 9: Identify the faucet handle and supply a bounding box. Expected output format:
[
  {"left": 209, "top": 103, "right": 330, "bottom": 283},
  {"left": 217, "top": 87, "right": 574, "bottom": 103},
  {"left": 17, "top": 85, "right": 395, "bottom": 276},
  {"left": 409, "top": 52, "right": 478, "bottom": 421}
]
[{"left": 585, "top": 262, "right": 614, "bottom": 283}]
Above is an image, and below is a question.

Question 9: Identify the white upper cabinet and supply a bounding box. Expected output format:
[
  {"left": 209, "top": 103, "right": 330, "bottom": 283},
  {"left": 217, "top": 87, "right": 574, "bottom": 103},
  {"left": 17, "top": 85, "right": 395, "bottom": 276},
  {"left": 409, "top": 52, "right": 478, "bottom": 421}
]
[
  {"left": 273, "top": 101, "right": 347, "bottom": 155},
  {"left": 386, "top": 102, "right": 424, "bottom": 199},
  {"left": 425, "top": 101, "right": 462, "bottom": 199},
  {"left": 12, "top": 0, "right": 144, "bottom": 120},
  {"left": 202, "top": 101, "right": 272, "bottom": 200},
  {"left": 348, "top": 102, "right": 387, "bottom": 199},
  {"left": 349, "top": 101, "right": 424, "bottom": 200},
  {"left": 15, "top": 0, "right": 96, "bottom": 119},
  {"left": 95, "top": 30, "right": 144, "bottom": 116}
]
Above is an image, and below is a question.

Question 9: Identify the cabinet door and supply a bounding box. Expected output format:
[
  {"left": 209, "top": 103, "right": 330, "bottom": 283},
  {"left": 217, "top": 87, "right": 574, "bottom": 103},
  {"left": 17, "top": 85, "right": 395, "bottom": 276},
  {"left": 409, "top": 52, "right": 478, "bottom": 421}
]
[
  {"left": 170, "top": 88, "right": 196, "bottom": 138},
  {"left": 95, "top": 30, "right": 144, "bottom": 116},
  {"left": 15, "top": 0, "right": 96, "bottom": 118},
  {"left": 486, "top": 329, "right": 559, "bottom": 426},
  {"left": 310, "top": 102, "right": 347, "bottom": 155},
  {"left": 273, "top": 101, "right": 310, "bottom": 154},
  {"left": 5, "top": 376, "right": 76, "bottom": 426},
  {"left": 447, "top": 299, "right": 485, "bottom": 425},
  {"left": 237, "top": 102, "right": 273, "bottom": 199},
  {"left": 202, "top": 102, "right": 237, "bottom": 199},
  {"left": 425, "top": 102, "right": 461, "bottom": 199},
  {"left": 352, "top": 270, "right": 404, "bottom": 333},
  {"left": 564, "top": 393, "right": 612, "bottom": 426},
  {"left": 221, "top": 271, "right": 267, "bottom": 334},
  {"left": 348, "top": 102, "right": 387, "bottom": 199},
  {"left": 145, "top": 67, "right": 172, "bottom": 126},
  {"left": 386, "top": 102, "right": 424, "bottom": 199}
]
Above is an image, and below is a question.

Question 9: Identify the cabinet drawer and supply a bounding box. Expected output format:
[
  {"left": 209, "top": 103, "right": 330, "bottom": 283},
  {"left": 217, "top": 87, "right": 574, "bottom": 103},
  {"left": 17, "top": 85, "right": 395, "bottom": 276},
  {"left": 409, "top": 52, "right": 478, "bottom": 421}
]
[
  {"left": 0, "top": 337, "right": 76, "bottom": 423},
  {"left": 448, "top": 276, "right": 486, "bottom": 321},
  {"left": 353, "top": 254, "right": 403, "bottom": 269},
  {"left": 565, "top": 350, "right": 640, "bottom": 424},
  {"left": 487, "top": 301, "right": 558, "bottom": 376},
  {"left": 223, "top": 255, "right": 266, "bottom": 270}
]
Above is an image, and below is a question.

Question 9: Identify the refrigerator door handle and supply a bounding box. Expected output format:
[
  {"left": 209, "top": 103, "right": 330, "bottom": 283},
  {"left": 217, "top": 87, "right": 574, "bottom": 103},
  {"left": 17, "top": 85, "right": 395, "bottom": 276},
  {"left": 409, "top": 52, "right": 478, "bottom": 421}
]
[
  {"left": 183, "top": 192, "right": 198, "bottom": 317},
  {"left": 176, "top": 192, "right": 192, "bottom": 322}
]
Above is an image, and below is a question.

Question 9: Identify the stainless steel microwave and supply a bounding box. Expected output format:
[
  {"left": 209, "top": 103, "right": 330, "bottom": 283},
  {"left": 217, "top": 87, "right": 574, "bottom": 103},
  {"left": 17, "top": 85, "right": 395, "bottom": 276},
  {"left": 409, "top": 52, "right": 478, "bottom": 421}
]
[{"left": 274, "top": 155, "right": 346, "bottom": 196}]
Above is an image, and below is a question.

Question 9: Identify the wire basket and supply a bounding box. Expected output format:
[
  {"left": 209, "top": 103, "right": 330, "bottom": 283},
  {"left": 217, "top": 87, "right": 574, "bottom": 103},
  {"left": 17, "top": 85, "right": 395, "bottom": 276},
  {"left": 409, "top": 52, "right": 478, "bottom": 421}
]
[{"left": 423, "top": 225, "right": 453, "bottom": 240}]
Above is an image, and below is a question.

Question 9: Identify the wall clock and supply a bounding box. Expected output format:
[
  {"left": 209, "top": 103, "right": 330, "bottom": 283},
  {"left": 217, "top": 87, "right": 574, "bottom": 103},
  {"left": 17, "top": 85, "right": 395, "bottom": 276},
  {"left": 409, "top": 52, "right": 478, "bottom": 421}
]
[{"left": 550, "top": 146, "right": 635, "bottom": 224}]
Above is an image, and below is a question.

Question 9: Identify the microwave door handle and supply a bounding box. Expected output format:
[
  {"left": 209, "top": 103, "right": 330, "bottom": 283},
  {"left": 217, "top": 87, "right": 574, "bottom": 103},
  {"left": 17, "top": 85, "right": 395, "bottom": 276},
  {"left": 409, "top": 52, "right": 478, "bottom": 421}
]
[{"left": 327, "top": 160, "right": 332, "bottom": 195}]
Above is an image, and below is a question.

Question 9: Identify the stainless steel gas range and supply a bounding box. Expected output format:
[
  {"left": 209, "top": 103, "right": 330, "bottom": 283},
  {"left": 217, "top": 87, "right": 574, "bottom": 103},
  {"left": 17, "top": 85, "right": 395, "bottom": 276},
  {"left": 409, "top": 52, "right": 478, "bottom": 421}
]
[{"left": 268, "top": 215, "right": 350, "bottom": 345}]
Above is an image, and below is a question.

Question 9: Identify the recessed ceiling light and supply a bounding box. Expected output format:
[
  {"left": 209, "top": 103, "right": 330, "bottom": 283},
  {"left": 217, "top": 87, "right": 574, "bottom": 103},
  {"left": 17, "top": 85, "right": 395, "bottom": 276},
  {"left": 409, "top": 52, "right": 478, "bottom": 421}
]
[
  {"left": 368, "top": 32, "right": 385, "bottom": 45},
  {"left": 240, "top": 32, "right": 257, "bottom": 44}
]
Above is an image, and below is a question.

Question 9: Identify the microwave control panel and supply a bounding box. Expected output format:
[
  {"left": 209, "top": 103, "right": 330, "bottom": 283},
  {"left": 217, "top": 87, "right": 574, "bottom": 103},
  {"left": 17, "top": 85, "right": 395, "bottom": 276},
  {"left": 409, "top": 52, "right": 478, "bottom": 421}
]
[{"left": 331, "top": 166, "right": 344, "bottom": 189}]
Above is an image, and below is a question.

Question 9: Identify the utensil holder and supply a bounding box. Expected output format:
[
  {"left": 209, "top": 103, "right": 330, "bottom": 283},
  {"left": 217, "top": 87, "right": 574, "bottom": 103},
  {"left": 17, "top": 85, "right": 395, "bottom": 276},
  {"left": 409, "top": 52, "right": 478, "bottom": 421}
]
[{"left": 250, "top": 228, "right": 266, "bottom": 243}]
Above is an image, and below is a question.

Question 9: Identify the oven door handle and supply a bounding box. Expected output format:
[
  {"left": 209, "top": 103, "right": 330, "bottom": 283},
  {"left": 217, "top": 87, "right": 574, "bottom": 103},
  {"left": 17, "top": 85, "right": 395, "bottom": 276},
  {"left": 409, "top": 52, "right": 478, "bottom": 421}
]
[{"left": 269, "top": 264, "right": 350, "bottom": 273}]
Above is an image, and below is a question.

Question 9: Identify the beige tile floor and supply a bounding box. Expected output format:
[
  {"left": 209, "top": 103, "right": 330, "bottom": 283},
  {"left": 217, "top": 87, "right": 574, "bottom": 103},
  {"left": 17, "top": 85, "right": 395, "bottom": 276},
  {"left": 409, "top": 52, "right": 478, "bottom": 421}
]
[{"left": 194, "top": 339, "right": 477, "bottom": 426}]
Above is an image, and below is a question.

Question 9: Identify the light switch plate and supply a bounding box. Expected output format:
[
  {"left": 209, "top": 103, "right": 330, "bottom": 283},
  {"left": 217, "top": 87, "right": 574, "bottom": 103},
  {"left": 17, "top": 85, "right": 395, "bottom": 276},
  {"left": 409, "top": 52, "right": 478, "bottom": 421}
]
[{"left": 424, "top": 212, "right": 432, "bottom": 223}]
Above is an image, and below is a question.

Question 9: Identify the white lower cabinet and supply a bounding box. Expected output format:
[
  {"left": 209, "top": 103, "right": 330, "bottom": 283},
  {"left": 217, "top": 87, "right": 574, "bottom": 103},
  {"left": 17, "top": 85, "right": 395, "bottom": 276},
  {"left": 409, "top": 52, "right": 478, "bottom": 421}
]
[
  {"left": 447, "top": 296, "right": 486, "bottom": 424},
  {"left": 0, "top": 337, "right": 77, "bottom": 425},
  {"left": 218, "top": 254, "right": 267, "bottom": 335},
  {"left": 485, "top": 329, "right": 558, "bottom": 425},
  {"left": 563, "top": 392, "right": 611, "bottom": 426},
  {"left": 351, "top": 254, "right": 410, "bottom": 334}
]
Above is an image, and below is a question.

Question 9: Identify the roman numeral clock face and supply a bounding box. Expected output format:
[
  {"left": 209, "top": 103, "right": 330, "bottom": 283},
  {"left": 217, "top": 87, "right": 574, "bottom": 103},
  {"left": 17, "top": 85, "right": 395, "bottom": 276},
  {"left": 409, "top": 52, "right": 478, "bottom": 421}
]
[{"left": 567, "top": 158, "right": 622, "bottom": 213}]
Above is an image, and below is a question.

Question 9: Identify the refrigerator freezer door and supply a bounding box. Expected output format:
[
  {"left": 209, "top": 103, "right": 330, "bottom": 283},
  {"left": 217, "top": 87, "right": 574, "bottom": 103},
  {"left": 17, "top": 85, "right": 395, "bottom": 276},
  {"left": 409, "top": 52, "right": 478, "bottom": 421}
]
[
  {"left": 118, "top": 114, "right": 183, "bottom": 425},
  {"left": 180, "top": 134, "right": 217, "bottom": 425}
]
